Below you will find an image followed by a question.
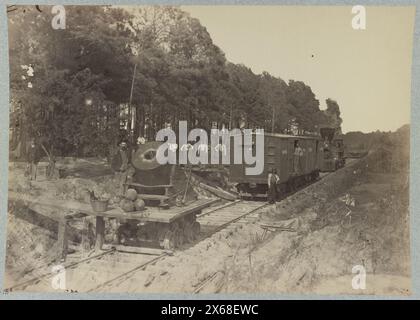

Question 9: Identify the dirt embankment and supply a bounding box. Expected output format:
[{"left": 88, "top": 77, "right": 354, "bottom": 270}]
[
  {"left": 104, "top": 156, "right": 410, "bottom": 295},
  {"left": 224, "top": 165, "right": 410, "bottom": 295},
  {"left": 5, "top": 152, "right": 410, "bottom": 295}
]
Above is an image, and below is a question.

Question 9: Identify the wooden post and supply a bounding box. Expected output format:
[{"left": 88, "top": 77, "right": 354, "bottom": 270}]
[
  {"left": 57, "top": 216, "right": 69, "bottom": 261},
  {"left": 95, "top": 216, "right": 105, "bottom": 251}
]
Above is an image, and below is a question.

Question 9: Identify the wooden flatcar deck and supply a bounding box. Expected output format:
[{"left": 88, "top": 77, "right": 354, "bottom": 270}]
[
  {"left": 8, "top": 191, "right": 219, "bottom": 259},
  {"left": 8, "top": 192, "right": 218, "bottom": 223}
]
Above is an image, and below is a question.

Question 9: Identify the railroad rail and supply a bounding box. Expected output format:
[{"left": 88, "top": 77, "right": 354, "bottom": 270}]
[
  {"left": 5, "top": 199, "right": 268, "bottom": 293},
  {"left": 87, "top": 200, "right": 269, "bottom": 292}
]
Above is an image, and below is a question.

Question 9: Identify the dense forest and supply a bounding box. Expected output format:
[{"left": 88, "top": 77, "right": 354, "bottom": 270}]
[
  {"left": 343, "top": 124, "right": 409, "bottom": 152},
  {"left": 8, "top": 5, "right": 342, "bottom": 158}
]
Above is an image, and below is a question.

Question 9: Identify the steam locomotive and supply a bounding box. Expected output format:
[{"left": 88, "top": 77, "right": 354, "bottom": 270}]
[{"left": 319, "top": 128, "right": 346, "bottom": 172}]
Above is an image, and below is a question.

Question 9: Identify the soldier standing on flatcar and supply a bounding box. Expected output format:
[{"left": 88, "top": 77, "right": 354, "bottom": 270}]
[
  {"left": 267, "top": 168, "right": 280, "bottom": 204},
  {"left": 112, "top": 141, "right": 130, "bottom": 196},
  {"left": 126, "top": 136, "right": 146, "bottom": 185}
]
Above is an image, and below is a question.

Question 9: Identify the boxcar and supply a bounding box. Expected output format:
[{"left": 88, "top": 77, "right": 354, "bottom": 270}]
[{"left": 229, "top": 133, "right": 323, "bottom": 198}]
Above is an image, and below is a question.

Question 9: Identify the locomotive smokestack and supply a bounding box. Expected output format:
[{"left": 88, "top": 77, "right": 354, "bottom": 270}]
[{"left": 320, "top": 127, "right": 336, "bottom": 142}]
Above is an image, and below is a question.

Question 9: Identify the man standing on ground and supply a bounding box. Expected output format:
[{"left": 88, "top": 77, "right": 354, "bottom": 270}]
[
  {"left": 26, "top": 138, "right": 41, "bottom": 181},
  {"left": 267, "top": 168, "right": 280, "bottom": 204}
]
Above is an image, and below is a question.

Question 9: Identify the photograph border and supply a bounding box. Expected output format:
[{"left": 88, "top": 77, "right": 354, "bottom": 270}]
[{"left": 0, "top": 0, "right": 418, "bottom": 300}]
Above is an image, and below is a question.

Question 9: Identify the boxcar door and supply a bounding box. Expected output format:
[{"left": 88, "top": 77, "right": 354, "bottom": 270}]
[
  {"left": 266, "top": 136, "right": 276, "bottom": 175},
  {"left": 288, "top": 139, "right": 295, "bottom": 177}
]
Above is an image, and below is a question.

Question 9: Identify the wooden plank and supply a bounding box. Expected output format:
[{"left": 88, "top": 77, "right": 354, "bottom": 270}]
[
  {"left": 199, "top": 212, "right": 243, "bottom": 219},
  {"left": 199, "top": 212, "right": 245, "bottom": 219},
  {"left": 199, "top": 216, "right": 234, "bottom": 222},
  {"left": 8, "top": 191, "right": 151, "bottom": 220},
  {"left": 125, "top": 182, "right": 173, "bottom": 189},
  {"left": 95, "top": 216, "right": 105, "bottom": 251},
  {"left": 102, "top": 244, "right": 172, "bottom": 256},
  {"left": 9, "top": 191, "right": 218, "bottom": 223},
  {"left": 56, "top": 217, "right": 69, "bottom": 261},
  {"left": 137, "top": 194, "right": 169, "bottom": 201},
  {"left": 198, "top": 183, "right": 237, "bottom": 201}
]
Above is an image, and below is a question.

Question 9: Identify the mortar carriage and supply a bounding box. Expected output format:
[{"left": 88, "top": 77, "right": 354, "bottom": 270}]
[{"left": 118, "top": 141, "right": 217, "bottom": 250}]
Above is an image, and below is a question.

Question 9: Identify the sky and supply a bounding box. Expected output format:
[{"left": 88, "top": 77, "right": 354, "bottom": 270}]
[{"left": 181, "top": 6, "right": 415, "bottom": 133}]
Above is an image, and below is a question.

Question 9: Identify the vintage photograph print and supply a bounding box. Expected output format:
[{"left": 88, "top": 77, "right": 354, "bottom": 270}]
[{"left": 4, "top": 5, "right": 414, "bottom": 295}]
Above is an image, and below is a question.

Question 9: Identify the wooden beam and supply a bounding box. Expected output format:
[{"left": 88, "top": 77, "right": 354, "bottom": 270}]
[
  {"left": 125, "top": 182, "right": 173, "bottom": 189},
  {"left": 102, "top": 244, "right": 172, "bottom": 256},
  {"left": 95, "top": 216, "right": 105, "bottom": 251},
  {"left": 137, "top": 194, "right": 170, "bottom": 201},
  {"left": 57, "top": 217, "right": 69, "bottom": 261},
  {"left": 198, "top": 182, "right": 237, "bottom": 201}
]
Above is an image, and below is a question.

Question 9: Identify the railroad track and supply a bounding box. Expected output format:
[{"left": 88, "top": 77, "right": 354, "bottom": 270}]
[
  {"left": 87, "top": 200, "right": 269, "bottom": 292},
  {"left": 6, "top": 168, "right": 344, "bottom": 293},
  {"left": 5, "top": 199, "right": 269, "bottom": 293}
]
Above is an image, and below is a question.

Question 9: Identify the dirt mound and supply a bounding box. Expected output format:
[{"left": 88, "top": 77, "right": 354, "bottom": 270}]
[{"left": 4, "top": 214, "right": 57, "bottom": 288}]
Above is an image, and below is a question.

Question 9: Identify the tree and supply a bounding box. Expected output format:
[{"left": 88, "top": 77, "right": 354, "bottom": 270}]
[
  {"left": 324, "top": 98, "right": 343, "bottom": 132},
  {"left": 8, "top": 4, "right": 344, "bottom": 161}
]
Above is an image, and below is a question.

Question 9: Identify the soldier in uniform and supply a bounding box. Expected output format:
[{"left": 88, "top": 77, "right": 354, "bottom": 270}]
[
  {"left": 267, "top": 168, "right": 280, "bottom": 204},
  {"left": 26, "top": 138, "right": 42, "bottom": 181},
  {"left": 112, "top": 141, "right": 130, "bottom": 196}
]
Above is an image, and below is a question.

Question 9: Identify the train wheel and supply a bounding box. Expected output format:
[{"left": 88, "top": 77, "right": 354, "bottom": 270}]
[
  {"left": 278, "top": 184, "right": 286, "bottom": 200},
  {"left": 169, "top": 221, "right": 184, "bottom": 248},
  {"left": 118, "top": 232, "right": 126, "bottom": 245},
  {"left": 157, "top": 224, "right": 169, "bottom": 244},
  {"left": 145, "top": 222, "right": 158, "bottom": 240},
  {"left": 117, "top": 224, "right": 131, "bottom": 245},
  {"left": 291, "top": 178, "right": 298, "bottom": 192},
  {"left": 163, "top": 230, "right": 175, "bottom": 250},
  {"left": 183, "top": 221, "right": 195, "bottom": 243},
  {"left": 192, "top": 221, "right": 201, "bottom": 240},
  {"left": 174, "top": 228, "right": 184, "bottom": 247}
]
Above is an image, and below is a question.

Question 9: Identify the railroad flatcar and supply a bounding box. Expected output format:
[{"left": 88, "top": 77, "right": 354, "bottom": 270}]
[
  {"left": 118, "top": 141, "right": 216, "bottom": 250},
  {"left": 229, "top": 132, "right": 323, "bottom": 199}
]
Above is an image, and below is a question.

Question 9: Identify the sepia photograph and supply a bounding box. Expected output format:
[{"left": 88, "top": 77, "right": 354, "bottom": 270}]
[{"left": 3, "top": 4, "right": 415, "bottom": 296}]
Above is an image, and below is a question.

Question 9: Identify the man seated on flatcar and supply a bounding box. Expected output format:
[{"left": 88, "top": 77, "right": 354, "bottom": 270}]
[{"left": 267, "top": 168, "right": 280, "bottom": 204}]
